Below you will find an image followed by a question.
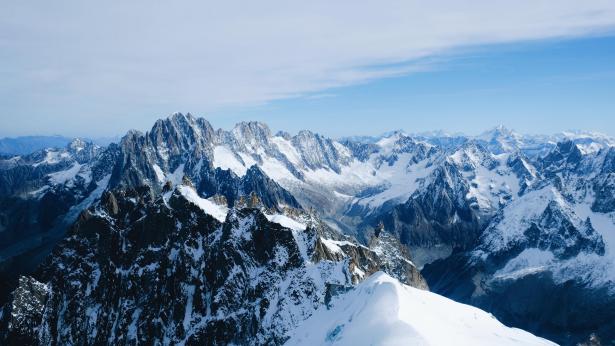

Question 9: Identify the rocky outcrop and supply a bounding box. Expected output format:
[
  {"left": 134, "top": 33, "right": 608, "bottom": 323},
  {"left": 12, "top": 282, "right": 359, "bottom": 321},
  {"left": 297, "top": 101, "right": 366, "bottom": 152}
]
[
  {"left": 371, "top": 162, "right": 481, "bottom": 267},
  {"left": 0, "top": 276, "right": 49, "bottom": 345}
]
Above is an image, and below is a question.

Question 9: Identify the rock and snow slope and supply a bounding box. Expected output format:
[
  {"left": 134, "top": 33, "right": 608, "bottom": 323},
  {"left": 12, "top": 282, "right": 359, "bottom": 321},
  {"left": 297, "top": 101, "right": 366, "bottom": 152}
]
[
  {"left": 2, "top": 113, "right": 615, "bottom": 345},
  {"left": 287, "top": 272, "right": 554, "bottom": 346},
  {"left": 0, "top": 182, "right": 426, "bottom": 345}
]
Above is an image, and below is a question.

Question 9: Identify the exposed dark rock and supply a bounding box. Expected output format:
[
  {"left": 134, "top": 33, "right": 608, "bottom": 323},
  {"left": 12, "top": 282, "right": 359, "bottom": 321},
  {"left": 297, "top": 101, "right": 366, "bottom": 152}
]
[{"left": 0, "top": 276, "right": 49, "bottom": 345}]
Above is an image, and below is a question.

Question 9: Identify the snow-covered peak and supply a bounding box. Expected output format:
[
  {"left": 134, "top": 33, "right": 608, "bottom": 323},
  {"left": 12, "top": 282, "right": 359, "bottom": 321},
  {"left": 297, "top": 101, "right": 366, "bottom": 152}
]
[
  {"left": 375, "top": 131, "right": 406, "bottom": 150},
  {"left": 448, "top": 141, "right": 496, "bottom": 171},
  {"left": 477, "top": 124, "right": 521, "bottom": 140},
  {"left": 286, "top": 272, "right": 555, "bottom": 346},
  {"left": 476, "top": 185, "right": 605, "bottom": 259},
  {"left": 232, "top": 121, "right": 272, "bottom": 148},
  {"left": 339, "top": 129, "right": 407, "bottom": 145},
  {"left": 539, "top": 140, "right": 584, "bottom": 173},
  {"left": 374, "top": 131, "right": 433, "bottom": 156},
  {"left": 411, "top": 129, "right": 461, "bottom": 138},
  {"left": 148, "top": 112, "right": 215, "bottom": 155},
  {"left": 557, "top": 131, "right": 615, "bottom": 155},
  {"left": 161, "top": 112, "right": 202, "bottom": 134},
  {"left": 475, "top": 125, "right": 524, "bottom": 154},
  {"left": 67, "top": 138, "right": 87, "bottom": 152},
  {"left": 560, "top": 130, "right": 615, "bottom": 145}
]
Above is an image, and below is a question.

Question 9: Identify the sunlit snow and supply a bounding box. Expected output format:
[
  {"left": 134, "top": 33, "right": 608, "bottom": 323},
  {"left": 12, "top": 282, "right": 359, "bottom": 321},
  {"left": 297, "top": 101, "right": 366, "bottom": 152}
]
[{"left": 287, "top": 272, "right": 556, "bottom": 346}]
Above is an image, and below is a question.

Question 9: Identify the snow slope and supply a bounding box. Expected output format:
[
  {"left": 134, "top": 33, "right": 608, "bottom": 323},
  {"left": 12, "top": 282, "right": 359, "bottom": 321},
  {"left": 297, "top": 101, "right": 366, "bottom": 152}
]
[
  {"left": 177, "top": 184, "right": 229, "bottom": 222},
  {"left": 287, "top": 272, "right": 555, "bottom": 346}
]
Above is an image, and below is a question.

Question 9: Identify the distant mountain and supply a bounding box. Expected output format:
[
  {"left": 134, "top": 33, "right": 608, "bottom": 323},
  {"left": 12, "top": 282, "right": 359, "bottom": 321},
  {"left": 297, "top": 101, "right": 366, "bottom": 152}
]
[
  {"left": 338, "top": 129, "right": 406, "bottom": 144},
  {"left": 0, "top": 135, "right": 121, "bottom": 156},
  {"left": 414, "top": 125, "right": 615, "bottom": 158},
  {"left": 0, "top": 136, "right": 73, "bottom": 155}
]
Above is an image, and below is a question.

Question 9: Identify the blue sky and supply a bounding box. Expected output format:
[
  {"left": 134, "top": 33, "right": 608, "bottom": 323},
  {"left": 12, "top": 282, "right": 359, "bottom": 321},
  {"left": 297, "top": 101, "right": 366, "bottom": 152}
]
[
  {"left": 1, "top": 1, "right": 615, "bottom": 138},
  {"left": 207, "top": 35, "right": 615, "bottom": 137}
]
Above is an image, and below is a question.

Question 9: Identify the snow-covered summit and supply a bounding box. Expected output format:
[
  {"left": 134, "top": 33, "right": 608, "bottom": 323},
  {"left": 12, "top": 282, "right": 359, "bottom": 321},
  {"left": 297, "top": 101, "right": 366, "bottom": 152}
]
[
  {"left": 475, "top": 125, "right": 525, "bottom": 155},
  {"left": 286, "top": 272, "right": 555, "bottom": 346}
]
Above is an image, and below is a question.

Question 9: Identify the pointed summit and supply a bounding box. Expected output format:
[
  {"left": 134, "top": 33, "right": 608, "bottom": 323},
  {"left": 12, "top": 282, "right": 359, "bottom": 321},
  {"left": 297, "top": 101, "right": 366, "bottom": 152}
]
[
  {"left": 231, "top": 121, "right": 272, "bottom": 148},
  {"left": 67, "top": 138, "right": 87, "bottom": 152},
  {"left": 477, "top": 125, "right": 520, "bottom": 140},
  {"left": 475, "top": 125, "right": 523, "bottom": 154}
]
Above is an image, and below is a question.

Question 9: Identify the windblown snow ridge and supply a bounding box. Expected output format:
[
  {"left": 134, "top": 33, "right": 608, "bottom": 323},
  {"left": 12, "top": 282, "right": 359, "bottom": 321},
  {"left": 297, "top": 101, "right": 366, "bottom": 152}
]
[{"left": 287, "top": 272, "right": 555, "bottom": 346}]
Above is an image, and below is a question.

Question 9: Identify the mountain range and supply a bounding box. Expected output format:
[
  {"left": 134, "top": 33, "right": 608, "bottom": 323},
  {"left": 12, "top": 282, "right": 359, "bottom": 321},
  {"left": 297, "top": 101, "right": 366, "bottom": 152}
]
[
  {"left": 0, "top": 113, "right": 613, "bottom": 345},
  {"left": 0, "top": 135, "right": 121, "bottom": 156}
]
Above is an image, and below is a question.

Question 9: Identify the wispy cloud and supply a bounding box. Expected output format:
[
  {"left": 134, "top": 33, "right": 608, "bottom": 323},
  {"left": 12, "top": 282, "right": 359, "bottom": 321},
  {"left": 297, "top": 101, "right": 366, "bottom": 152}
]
[
  {"left": 1, "top": 1, "right": 615, "bottom": 135},
  {"left": 303, "top": 93, "right": 337, "bottom": 100}
]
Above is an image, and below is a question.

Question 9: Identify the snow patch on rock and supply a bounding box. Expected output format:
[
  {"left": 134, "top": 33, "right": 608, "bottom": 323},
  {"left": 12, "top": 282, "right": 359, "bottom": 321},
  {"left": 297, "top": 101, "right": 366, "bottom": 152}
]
[{"left": 178, "top": 185, "right": 228, "bottom": 222}]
